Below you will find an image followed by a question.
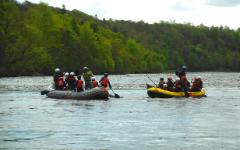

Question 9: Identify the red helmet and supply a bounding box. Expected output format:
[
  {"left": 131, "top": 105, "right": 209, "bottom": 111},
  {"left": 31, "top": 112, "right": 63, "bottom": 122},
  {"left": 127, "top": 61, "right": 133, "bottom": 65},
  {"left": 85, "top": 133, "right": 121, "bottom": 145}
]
[
  {"left": 167, "top": 77, "right": 172, "bottom": 80},
  {"left": 195, "top": 78, "right": 199, "bottom": 80},
  {"left": 59, "top": 77, "right": 63, "bottom": 80}
]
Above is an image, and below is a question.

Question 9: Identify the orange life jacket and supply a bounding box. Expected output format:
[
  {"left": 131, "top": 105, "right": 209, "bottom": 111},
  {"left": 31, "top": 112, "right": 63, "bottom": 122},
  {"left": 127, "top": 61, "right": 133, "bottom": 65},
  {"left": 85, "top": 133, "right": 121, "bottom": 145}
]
[
  {"left": 92, "top": 81, "right": 97, "bottom": 87},
  {"left": 102, "top": 78, "right": 109, "bottom": 85},
  {"left": 77, "top": 80, "right": 83, "bottom": 87}
]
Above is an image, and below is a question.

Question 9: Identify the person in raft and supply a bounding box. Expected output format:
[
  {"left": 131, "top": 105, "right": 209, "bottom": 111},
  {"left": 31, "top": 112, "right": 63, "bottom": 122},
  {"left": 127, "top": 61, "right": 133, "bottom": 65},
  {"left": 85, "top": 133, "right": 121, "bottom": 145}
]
[
  {"left": 53, "top": 68, "right": 65, "bottom": 90},
  {"left": 173, "top": 78, "right": 182, "bottom": 92},
  {"left": 68, "top": 72, "right": 77, "bottom": 91},
  {"left": 99, "top": 73, "right": 112, "bottom": 89},
  {"left": 82, "top": 67, "right": 94, "bottom": 90},
  {"left": 191, "top": 78, "right": 200, "bottom": 91},
  {"left": 176, "top": 66, "right": 187, "bottom": 79},
  {"left": 197, "top": 76, "right": 203, "bottom": 89},
  {"left": 158, "top": 78, "right": 165, "bottom": 89},
  {"left": 166, "top": 77, "right": 174, "bottom": 88},
  {"left": 58, "top": 77, "right": 67, "bottom": 90},
  {"left": 92, "top": 77, "right": 99, "bottom": 88},
  {"left": 76, "top": 75, "right": 84, "bottom": 92}
]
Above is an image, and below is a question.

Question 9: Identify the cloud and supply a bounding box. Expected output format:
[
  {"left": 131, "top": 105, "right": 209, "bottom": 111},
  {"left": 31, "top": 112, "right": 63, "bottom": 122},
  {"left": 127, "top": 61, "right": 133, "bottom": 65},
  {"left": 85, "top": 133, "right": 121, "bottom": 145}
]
[
  {"left": 205, "top": 0, "right": 240, "bottom": 7},
  {"left": 168, "top": 1, "right": 195, "bottom": 11}
]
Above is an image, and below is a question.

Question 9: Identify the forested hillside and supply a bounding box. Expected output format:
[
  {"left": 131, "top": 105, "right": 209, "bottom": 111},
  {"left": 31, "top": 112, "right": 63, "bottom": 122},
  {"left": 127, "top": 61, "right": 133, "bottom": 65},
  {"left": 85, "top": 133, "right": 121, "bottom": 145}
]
[{"left": 0, "top": 0, "right": 240, "bottom": 77}]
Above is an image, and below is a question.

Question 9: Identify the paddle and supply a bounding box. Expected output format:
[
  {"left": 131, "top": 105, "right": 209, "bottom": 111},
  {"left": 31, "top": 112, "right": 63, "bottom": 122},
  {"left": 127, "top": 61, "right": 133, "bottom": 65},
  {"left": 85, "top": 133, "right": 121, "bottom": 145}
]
[
  {"left": 148, "top": 77, "right": 157, "bottom": 87},
  {"left": 111, "top": 88, "right": 120, "bottom": 98},
  {"left": 181, "top": 87, "right": 190, "bottom": 98}
]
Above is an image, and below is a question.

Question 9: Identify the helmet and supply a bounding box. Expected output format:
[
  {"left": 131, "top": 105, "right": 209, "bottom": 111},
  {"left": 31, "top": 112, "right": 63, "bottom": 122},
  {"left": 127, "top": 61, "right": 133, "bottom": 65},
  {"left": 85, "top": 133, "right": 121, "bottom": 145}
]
[
  {"left": 195, "top": 78, "right": 199, "bottom": 80},
  {"left": 59, "top": 77, "right": 63, "bottom": 80},
  {"left": 197, "top": 76, "right": 201, "bottom": 80},
  {"left": 163, "top": 84, "right": 167, "bottom": 87},
  {"left": 181, "top": 76, "right": 186, "bottom": 79},
  {"left": 104, "top": 73, "right": 108, "bottom": 77},
  {"left": 77, "top": 75, "right": 81, "bottom": 79},
  {"left": 65, "top": 72, "right": 69, "bottom": 76},
  {"left": 70, "top": 72, "right": 75, "bottom": 76},
  {"left": 92, "top": 77, "right": 95, "bottom": 81},
  {"left": 175, "top": 78, "right": 180, "bottom": 81},
  {"left": 87, "top": 72, "right": 91, "bottom": 76},
  {"left": 160, "top": 78, "right": 164, "bottom": 80},
  {"left": 55, "top": 68, "right": 60, "bottom": 73},
  {"left": 167, "top": 77, "right": 172, "bottom": 80},
  {"left": 83, "top": 67, "right": 89, "bottom": 70},
  {"left": 182, "top": 66, "right": 187, "bottom": 70}
]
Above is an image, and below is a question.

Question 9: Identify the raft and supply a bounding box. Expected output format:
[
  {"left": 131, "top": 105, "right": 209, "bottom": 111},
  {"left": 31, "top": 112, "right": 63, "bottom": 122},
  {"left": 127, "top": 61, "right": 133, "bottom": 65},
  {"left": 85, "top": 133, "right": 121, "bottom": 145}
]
[
  {"left": 42, "top": 84, "right": 109, "bottom": 100},
  {"left": 147, "top": 85, "right": 206, "bottom": 98}
]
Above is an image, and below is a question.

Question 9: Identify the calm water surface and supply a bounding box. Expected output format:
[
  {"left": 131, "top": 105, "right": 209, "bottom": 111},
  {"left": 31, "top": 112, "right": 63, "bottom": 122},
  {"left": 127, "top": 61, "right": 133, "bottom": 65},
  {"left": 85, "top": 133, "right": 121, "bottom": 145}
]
[{"left": 0, "top": 72, "right": 240, "bottom": 149}]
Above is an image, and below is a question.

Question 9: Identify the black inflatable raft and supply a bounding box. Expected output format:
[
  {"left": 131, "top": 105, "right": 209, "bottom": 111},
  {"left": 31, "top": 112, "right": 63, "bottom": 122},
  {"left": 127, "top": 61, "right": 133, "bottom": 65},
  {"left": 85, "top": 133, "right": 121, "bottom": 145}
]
[{"left": 42, "top": 84, "right": 109, "bottom": 100}]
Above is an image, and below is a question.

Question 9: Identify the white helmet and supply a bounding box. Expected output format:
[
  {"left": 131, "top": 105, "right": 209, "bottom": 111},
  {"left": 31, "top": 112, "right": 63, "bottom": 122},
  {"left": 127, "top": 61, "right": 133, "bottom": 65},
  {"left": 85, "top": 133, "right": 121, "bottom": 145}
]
[
  {"left": 92, "top": 77, "right": 95, "bottom": 81},
  {"left": 163, "top": 84, "right": 167, "bottom": 87},
  {"left": 175, "top": 78, "right": 180, "bottom": 81},
  {"left": 197, "top": 76, "right": 201, "bottom": 80},
  {"left": 55, "top": 68, "right": 60, "bottom": 73},
  {"left": 70, "top": 72, "right": 75, "bottom": 76},
  {"left": 65, "top": 72, "right": 69, "bottom": 76}
]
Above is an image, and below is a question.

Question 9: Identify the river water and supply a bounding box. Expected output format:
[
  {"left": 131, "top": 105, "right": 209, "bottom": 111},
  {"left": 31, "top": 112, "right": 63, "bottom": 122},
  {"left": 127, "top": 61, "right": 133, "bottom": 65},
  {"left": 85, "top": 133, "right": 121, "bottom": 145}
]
[{"left": 0, "top": 72, "right": 240, "bottom": 149}]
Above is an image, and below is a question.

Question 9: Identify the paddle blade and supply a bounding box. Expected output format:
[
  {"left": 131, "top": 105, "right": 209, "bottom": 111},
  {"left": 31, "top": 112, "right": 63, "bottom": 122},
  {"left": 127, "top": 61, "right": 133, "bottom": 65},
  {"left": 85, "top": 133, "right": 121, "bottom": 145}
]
[
  {"left": 63, "top": 95, "right": 67, "bottom": 98},
  {"left": 114, "top": 94, "right": 120, "bottom": 98},
  {"left": 184, "top": 91, "right": 190, "bottom": 98}
]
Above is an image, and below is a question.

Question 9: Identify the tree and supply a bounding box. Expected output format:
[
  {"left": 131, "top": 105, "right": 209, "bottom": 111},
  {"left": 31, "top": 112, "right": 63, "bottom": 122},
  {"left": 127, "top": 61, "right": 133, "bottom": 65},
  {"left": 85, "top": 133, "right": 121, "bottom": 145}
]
[{"left": 61, "top": 4, "right": 66, "bottom": 14}]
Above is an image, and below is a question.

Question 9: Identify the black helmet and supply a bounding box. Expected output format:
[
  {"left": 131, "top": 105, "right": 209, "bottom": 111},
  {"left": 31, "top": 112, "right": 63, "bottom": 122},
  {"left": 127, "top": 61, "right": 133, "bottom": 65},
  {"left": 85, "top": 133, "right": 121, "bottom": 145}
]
[
  {"left": 104, "top": 73, "right": 108, "bottom": 77},
  {"left": 160, "top": 78, "right": 164, "bottom": 80},
  {"left": 77, "top": 75, "right": 81, "bottom": 79}
]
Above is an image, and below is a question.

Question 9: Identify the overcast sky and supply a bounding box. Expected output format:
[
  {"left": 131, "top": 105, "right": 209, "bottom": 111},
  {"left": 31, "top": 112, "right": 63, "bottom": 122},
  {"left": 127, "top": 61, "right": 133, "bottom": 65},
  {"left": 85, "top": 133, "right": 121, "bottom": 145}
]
[{"left": 18, "top": 0, "right": 240, "bottom": 29}]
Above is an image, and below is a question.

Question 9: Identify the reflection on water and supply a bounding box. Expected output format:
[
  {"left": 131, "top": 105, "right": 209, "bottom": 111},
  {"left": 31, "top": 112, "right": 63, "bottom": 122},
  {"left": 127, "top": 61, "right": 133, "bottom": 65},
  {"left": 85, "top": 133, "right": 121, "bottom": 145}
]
[{"left": 0, "top": 73, "right": 240, "bottom": 149}]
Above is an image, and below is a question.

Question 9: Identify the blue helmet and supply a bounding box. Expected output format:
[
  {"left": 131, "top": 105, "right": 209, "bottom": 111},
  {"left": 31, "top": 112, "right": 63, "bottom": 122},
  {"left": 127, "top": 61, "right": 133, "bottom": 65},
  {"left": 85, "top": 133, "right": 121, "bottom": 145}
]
[{"left": 182, "top": 66, "right": 187, "bottom": 70}]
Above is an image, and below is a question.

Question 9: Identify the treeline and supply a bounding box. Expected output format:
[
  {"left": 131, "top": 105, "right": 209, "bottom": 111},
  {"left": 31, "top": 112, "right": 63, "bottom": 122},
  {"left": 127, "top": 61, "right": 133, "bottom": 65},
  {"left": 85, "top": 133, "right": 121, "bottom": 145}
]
[{"left": 0, "top": 0, "right": 240, "bottom": 77}]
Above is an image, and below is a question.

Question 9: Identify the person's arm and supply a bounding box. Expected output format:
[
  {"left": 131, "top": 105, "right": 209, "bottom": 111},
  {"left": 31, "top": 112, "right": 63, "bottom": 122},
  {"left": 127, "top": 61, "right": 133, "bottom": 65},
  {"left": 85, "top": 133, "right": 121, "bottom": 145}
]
[{"left": 99, "top": 77, "right": 103, "bottom": 83}]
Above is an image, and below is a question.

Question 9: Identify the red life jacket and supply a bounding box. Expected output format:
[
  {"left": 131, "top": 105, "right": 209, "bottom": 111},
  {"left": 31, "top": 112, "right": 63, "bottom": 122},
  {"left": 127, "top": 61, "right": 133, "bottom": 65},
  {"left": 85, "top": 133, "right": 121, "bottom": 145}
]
[
  {"left": 102, "top": 78, "right": 109, "bottom": 85},
  {"left": 191, "top": 82, "right": 200, "bottom": 89},
  {"left": 68, "top": 76, "right": 76, "bottom": 81},
  {"left": 58, "top": 80, "right": 63, "bottom": 86},
  {"left": 77, "top": 80, "right": 83, "bottom": 87},
  {"left": 92, "top": 81, "right": 97, "bottom": 87}
]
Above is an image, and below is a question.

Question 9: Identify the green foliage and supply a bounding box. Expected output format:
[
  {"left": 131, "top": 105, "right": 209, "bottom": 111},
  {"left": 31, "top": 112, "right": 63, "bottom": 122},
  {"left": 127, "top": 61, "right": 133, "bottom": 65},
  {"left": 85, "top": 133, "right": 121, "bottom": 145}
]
[{"left": 0, "top": 1, "right": 240, "bottom": 76}]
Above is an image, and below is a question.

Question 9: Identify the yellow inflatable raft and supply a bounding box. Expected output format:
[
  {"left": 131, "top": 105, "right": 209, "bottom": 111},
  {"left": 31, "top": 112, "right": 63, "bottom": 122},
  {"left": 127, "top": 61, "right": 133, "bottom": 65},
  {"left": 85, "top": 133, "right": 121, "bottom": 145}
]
[{"left": 147, "top": 87, "right": 206, "bottom": 98}]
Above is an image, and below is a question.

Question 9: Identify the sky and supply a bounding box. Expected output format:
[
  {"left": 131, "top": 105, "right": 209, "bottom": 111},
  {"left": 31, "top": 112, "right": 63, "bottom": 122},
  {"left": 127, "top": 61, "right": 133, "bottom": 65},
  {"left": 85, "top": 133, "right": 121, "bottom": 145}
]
[{"left": 17, "top": 0, "right": 240, "bottom": 29}]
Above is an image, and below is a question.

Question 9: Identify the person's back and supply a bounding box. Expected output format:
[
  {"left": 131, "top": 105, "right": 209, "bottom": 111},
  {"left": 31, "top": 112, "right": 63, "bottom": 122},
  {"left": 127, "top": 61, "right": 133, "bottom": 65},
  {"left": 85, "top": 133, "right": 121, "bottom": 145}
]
[
  {"left": 92, "top": 77, "right": 99, "bottom": 88},
  {"left": 68, "top": 72, "right": 76, "bottom": 91},
  {"left": 58, "top": 77, "right": 66, "bottom": 90},
  {"left": 99, "top": 73, "right": 112, "bottom": 89},
  {"left": 53, "top": 68, "right": 61, "bottom": 90},
  {"left": 76, "top": 75, "right": 84, "bottom": 92},
  {"left": 198, "top": 76, "right": 203, "bottom": 89},
  {"left": 82, "top": 67, "right": 93, "bottom": 90}
]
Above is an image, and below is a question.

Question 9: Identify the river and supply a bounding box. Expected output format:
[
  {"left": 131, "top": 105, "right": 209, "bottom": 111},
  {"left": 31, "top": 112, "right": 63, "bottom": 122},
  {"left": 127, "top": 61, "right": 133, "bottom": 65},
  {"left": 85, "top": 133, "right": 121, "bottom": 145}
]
[{"left": 0, "top": 72, "right": 240, "bottom": 149}]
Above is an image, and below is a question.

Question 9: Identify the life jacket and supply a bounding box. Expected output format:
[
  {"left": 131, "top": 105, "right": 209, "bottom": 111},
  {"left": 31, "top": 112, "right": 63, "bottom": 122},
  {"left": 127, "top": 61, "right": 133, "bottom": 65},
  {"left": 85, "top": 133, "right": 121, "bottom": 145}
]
[
  {"left": 77, "top": 80, "right": 83, "bottom": 87},
  {"left": 53, "top": 73, "right": 59, "bottom": 82},
  {"left": 58, "top": 79, "right": 63, "bottom": 86},
  {"left": 102, "top": 77, "right": 109, "bottom": 85},
  {"left": 191, "top": 82, "right": 200, "bottom": 89},
  {"left": 68, "top": 76, "right": 76, "bottom": 83},
  {"left": 167, "top": 81, "right": 174, "bottom": 87},
  {"left": 92, "top": 81, "right": 97, "bottom": 87},
  {"left": 83, "top": 73, "right": 91, "bottom": 81}
]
